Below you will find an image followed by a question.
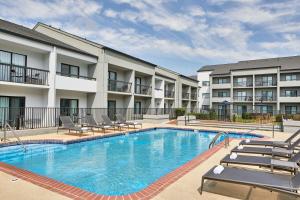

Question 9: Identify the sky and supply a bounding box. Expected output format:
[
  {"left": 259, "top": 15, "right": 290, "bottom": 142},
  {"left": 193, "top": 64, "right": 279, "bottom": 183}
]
[{"left": 0, "top": 0, "right": 300, "bottom": 76}]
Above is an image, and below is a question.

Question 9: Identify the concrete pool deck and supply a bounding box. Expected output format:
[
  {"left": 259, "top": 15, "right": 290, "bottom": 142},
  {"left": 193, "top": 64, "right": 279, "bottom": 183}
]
[{"left": 0, "top": 123, "right": 298, "bottom": 200}]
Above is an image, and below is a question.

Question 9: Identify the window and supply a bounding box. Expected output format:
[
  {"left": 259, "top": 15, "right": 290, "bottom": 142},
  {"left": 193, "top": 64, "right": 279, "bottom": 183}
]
[
  {"left": 202, "top": 105, "right": 209, "bottom": 110},
  {"left": 202, "top": 81, "right": 210, "bottom": 86},
  {"left": 0, "top": 96, "right": 25, "bottom": 127},
  {"left": 285, "top": 74, "right": 297, "bottom": 81},
  {"left": 213, "top": 77, "right": 229, "bottom": 84},
  {"left": 218, "top": 78, "right": 229, "bottom": 84},
  {"left": 284, "top": 90, "right": 297, "bottom": 97},
  {"left": 236, "top": 105, "right": 247, "bottom": 115},
  {"left": 108, "top": 71, "right": 117, "bottom": 80},
  {"left": 0, "top": 50, "right": 26, "bottom": 66},
  {"left": 285, "top": 106, "right": 297, "bottom": 115},
  {"left": 202, "top": 93, "right": 209, "bottom": 98},
  {"left": 0, "top": 50, "right": 27, "bottom": 82},
  {"left": 60, "top": 98, "right": 79, "bottom": 119},
  {"left": 256, "top": 105, "right": 273, "bottom": 114},
  {"left": 61, "top": 63, "right": 79, "bottom": 78},
  {"left": 217, "top": 91, "right": 229, "bottom": 97},
  {"left": 134, "top": 101, "right": 142, "bottom": 114}
]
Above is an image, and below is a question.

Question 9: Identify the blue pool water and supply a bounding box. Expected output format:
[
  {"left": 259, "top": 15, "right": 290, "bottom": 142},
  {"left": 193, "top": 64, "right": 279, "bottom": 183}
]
[{"left": 0, "top": 128, "right": 260, "bottom": 195}]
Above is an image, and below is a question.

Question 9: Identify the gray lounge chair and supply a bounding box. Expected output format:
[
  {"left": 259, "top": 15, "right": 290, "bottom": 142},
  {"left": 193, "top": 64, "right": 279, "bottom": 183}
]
[
  {"left": 239, "top": 129, "right": 300, "bottom": 147},
  {"left": 221, "top": 151, "right": 300, "bottom": 173},
  {"left": 57, "top": 116, "right": 93, "bottom": 134},
  {"left": 85, "top": 115, "right": 111, "bottom": 133},
  {"left": 231, "top": 137, "right": 300, "bottom": 158},
  {"left": 101, "top": 115, "right": 128, "bottom": 130},
  {"left": 200, "top": 166, "right": 300, "bottom": 196},
  {"left": 116, "top": 114, "right": 142, "bottom": 129}
]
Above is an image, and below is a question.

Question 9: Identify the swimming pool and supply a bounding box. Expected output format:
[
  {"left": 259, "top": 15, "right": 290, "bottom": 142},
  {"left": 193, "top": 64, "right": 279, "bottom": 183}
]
[{"left": 0, "top": 128, "right": 260, "bottom": 195}]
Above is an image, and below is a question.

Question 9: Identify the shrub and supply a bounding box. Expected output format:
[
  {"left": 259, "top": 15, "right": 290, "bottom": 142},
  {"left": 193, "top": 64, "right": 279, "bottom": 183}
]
[
  {"left": 191, "top": 112, "right": 210, "bottom": 120},
  {"left": 275, "top": 114, "right": 283, "bottom": 122},
  {"left": 175, "top": 108, "right": 186, "bottom": 117},
  {"left": 232, "top": 114, "right": 237, "bottom": 122},
  {"left": 242, "top": 112, "right": 253, "bottom": 120},
  {"left": 209, "top": 110, "right": 217, "bottom": 120},
  {"left": 293, "top": 114, "right": 300, "bottom": 121}
]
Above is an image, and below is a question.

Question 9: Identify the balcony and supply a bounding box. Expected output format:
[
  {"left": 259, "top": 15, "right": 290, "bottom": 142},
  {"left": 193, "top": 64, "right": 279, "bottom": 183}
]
[
  {"left": 191, "top": 93, "right": 197, "bottom": 100},
  {"left": 255, "top": 96, "right": 276, "bottom": 102},
  {"left": 56, "top": 73, "right": 97, "bottom": 93},
  {"left": 233, "top": 81, "right": 253, "bottom": 87},
  {"left": 0, "top": 63, "right": 48, "bottom": 86},
  {"left": 233, "top": 96, "right": 253, "bottom": 102},
  {"left": 255, "top": 81, "right": 277, "bottom": 87},
  {"left": 56, "top": 72, "right": 96, "bottom": 80},
  {"left": 135, "top": 84, "right": 152, "bottom": 96},
  {"left": 108, "top": 79, "right": 132, "bottom": 93},
  {"left": 164, "top": 90, "right": 175, "bottom": 98},
  {"left": 182, "top": 92, "right": 190, "bottom": 100},
  {"left": 279, "top": 94, "right": 300, "bottom": 103},
  {"left": 154, "top": 88, "right": 164, "bottom": 98}
]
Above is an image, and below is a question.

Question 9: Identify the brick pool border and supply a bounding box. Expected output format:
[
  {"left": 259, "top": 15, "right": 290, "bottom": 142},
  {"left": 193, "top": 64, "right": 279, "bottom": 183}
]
[{"left": 0, "top": 127, "right": 265, "bottom": 200}]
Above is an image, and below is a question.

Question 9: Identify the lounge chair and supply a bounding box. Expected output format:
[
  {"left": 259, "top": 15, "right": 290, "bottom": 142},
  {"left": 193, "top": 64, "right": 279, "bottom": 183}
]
[
  {"left": 239, "top": 129, "right": 300, "bottom": 147},
  {"left": 200, "top": 166, "right": 300, "bottom": 196},
  {"left": 85, "top": 115, "right": 111, "bottom": 133},
  {"left": 116, "top": 114, "right": 142, "bottom": 129},
  {"left": 57, "top": 116, "right": 93, "bottom": 135},
  {"left": 220, "top": 151, "right": 300, "bottom": 173},
  {"left": 101, "top": 115, "right": 128, "bottom": 130},
  {"left": 231, "top": 137, "right": 300, "bottom": 158}
]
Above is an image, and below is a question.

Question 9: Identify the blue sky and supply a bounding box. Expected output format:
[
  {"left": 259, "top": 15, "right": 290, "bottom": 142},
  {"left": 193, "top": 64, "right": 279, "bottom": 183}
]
[{"left": 0, "top": 0, "right": 300, "bottom": 75}]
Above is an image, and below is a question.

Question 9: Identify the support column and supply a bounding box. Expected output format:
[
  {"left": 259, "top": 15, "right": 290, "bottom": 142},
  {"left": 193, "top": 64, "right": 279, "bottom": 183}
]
[
  {"left": 47, "top": 47, "right": 57, "bottom": 107},
  {"left": 276, "top": 68, "right": 280, "bottom": 114},
  {"left": 252, "top": 74, "right": 255, "bottom": 112},
  {"left": 150, "top": 75, "right": 155, "bottom": 108}
]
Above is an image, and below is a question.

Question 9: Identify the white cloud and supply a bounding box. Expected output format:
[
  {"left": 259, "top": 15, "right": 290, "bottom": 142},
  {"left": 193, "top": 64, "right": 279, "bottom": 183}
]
[{"left": 0, "top": 0, "right": 102, "bottom": 20}]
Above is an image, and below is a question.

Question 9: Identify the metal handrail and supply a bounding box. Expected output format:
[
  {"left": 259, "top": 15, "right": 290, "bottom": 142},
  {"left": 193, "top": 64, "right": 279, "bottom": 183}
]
[
  {"left": 209, "top": 131, "right": 229, "bottom": 149},
  {"left": 3, "top": 122, "right": 27, "bottom": 152}
]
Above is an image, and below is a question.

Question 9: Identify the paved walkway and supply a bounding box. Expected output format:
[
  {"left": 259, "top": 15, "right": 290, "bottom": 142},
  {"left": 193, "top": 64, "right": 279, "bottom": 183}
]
[{"left": 0, "top": 123, "right": 298, "bottom": 200}]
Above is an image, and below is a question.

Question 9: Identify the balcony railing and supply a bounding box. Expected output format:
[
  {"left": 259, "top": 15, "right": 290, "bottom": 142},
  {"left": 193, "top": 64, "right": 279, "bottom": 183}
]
[
  {"left": 56, "top": 72, "right": 96, "bottom": 80},
  {"left": 0, "top": 63, "right": 48, "bottom": 85},
  {"left": 191, "top": 93, "right": 197, "bottom": 100},
  {"left": 255, "top": 96, "right": 276, "bottom": 101},
  {"left": 233, "top": 96, "right": 253, "bottom": 101},
  {"left": 182, "top": 92, "right": 190, "bottom": 99},
  {"left": 164, "top": 90, "right": 175, "bottom": 98},
  {"left": 108, "top": 79, "right": 132, "bottom": 93},
  {"left": 233, "top": 81, "right": 253, "bottom": 87},
  {"left": 255, "top": 80, "right": 277, "bottom": 86},
  {"left": 135, "top": 84, "right": 152, "bottom": 95}
]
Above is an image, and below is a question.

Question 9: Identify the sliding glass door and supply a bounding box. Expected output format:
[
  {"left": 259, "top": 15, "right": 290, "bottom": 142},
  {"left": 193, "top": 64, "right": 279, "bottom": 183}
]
[
  {"left": 0, "top": 96, "right": 25, "bottom": 128},
  {"left": 60, "top": 99, "right": 79, "bottom": 121}
]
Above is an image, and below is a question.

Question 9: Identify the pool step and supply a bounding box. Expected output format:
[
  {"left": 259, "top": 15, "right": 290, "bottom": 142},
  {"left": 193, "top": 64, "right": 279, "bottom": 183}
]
[{"left": 0, "top": 145, "right": 66, "bottom": 162}]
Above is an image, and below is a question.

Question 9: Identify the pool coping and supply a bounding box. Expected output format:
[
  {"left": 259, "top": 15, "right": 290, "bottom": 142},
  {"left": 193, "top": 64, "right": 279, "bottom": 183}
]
[{"left": 0, "top": 127, "right": 265, "bottom": 200}]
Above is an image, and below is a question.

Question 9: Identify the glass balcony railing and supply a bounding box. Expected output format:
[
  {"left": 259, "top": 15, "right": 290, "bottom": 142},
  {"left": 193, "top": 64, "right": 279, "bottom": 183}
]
[
  {"left": 255, "top": 96, "right": 276, "bottom": 101},
  {"left": 255, "top": 80, "right": 277, "bottom": 86},
  {"left": 135, "top": 84, "right": 152, "bottom": 95},
  {"left": 233, "top": 96, "right": 253, "bottom": 101},
  {"left": 108, "top": 79, "right": 132, "bottom": 93},
  {"left": 164, "top": 90, "right": 175, "bottom": 98},
  {"left": 233, "top": 81, "right": 253, "bottom": 87},
  {"left": 191, "top": 93, "right": 197, "bottom": 100},
  {"left": 182, "top": 92, "right": 190, "bottom": 99}
]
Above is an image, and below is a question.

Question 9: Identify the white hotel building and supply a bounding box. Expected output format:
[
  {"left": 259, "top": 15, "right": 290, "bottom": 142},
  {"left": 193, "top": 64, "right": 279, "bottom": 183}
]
[
  {"left": 197, "top": 56, "right": 300, "bottom": 115},
  {"left": 0, "top": 19, "right": 198, "bottom": 125}
]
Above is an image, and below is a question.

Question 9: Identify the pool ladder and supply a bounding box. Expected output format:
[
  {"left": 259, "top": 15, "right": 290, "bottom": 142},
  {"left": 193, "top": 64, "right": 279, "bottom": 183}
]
[
  {"left": 209, "top": 131, "right": 229, "bottom": 149},
  {"left": 2, "top": 122, "right": 27, "bottom": 152}
]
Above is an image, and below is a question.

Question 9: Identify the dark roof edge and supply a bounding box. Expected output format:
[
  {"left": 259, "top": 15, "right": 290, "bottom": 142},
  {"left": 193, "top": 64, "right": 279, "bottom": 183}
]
[
  {"left": 179, "top": 74, "right": 198, "bottom": 83},
  {"left": 103, "top": 47, "right": 156, "bottom": 67}
]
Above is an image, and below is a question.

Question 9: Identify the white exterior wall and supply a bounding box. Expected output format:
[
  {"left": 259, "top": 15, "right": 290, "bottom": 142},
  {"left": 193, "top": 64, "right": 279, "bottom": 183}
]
[{"left": 197, "top": 71, "right": 211, "bottom": 109}]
